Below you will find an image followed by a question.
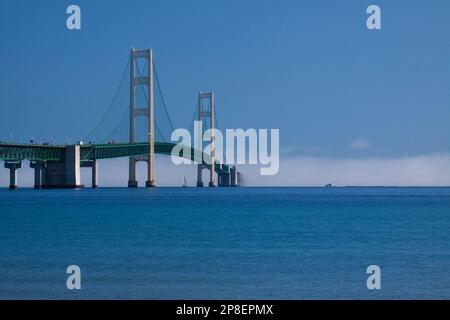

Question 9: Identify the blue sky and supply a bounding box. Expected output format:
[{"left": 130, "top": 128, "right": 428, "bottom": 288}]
[{"left": 1, "top": 0, "right": 450, "bottom": 186}]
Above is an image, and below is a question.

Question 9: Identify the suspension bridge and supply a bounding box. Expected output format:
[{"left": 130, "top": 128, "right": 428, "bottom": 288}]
[{"left": 0, "top": 48, "right": 240, "bottom": 189}]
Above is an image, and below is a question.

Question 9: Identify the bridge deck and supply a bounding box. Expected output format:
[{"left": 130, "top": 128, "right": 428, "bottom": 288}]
[{"left": 0, "top": 142, "right": 229, "bottom": 174}]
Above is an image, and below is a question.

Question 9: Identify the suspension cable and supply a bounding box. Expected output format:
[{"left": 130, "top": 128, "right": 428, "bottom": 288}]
[
  {"left": 136, "top": 58, "right": 167, "bottom": 142},
  {"left": 83, "top": 58, "right": 130, "bottom": 141},
  {"left": 153, "top": 56, "right": 175, "bottom": 132}
]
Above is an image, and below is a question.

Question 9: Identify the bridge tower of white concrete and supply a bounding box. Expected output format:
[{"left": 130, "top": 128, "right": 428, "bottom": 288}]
[
  {"left": 128, "top": 48, "right": 155, "bottom": 188},
  {"left": 196, "top": 92, "right": 216, "bottom": 187}
]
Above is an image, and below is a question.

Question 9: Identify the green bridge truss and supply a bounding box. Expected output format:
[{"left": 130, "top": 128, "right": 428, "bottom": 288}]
[
  {"left": 0, "top": 144, "right": 64, "bottom": 162},
  {"left": 0, "top": 142, "right": 229, "bottom": 174}
]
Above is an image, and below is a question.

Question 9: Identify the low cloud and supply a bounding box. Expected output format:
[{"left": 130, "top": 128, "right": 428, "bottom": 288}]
[
  {"left": 2, "top": 153, "right": 450, "bottom": 188},
  {"left": 239, "top": 153, "right": 450, "bottom": 186}
]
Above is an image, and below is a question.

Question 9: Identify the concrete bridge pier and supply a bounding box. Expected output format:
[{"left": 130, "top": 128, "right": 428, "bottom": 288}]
[
  {"left": 208, "top": 157, "right": 216, "bottom": 188},
  {"left": 196, "top": 165, "right": 216, "bottom": 187},
  {"left": 145, "top": 157, "right": 156, "bottom": 188},
  {"left": 230, "top": 166, "right": 239, "bottom": 187},
  {"left": 81, "top": 160, "right": 98, "bottom": 188},
  {"left": 218, "top": 170, "right": 231, "bottom": 187},
  {"left": 30, "top": 161, "right": 46, "bottom": 189},
  {"left": 4, "top": 161, "right": 22, "bottom": 190},
  {"left": 43, "top": 145, "right": 83, "bottom": 189},
  {"left": 128, "top": 158, "right": 138, "bottom": 188},
  {"left": 218, "top": 165, "right": 240, "bottom": 187},
  {"left": 145, "top": 180, "right": 156, "bottom": 188},
  {"left": 196, "top": 165, "right": 204, "bottom": 187},
  {"left": 128, "top": 156, "right": 155, "bottom": 188},
  {"left": 92, "top": 160, "right": 98, "bottom": 188}
]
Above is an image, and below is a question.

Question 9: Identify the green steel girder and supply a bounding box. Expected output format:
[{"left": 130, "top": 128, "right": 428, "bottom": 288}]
[
  {"left": 80, "top": 142, "right": 229, "bottom": 174},
  {"left": 0, "top": 143, "right": 65, "bottom": 162},
  {"left": 0, "top": 142, "right": 229, "bottom": 174}
]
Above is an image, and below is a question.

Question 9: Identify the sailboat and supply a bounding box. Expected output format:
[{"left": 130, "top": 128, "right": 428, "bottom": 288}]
[{"left": 182, "top": 176, "right": 188, "bottom": 188}]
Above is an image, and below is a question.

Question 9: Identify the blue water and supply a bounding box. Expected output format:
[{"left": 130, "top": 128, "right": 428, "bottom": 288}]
[{"left": 0, "top": 187, "right": 449, "bottom": 299}]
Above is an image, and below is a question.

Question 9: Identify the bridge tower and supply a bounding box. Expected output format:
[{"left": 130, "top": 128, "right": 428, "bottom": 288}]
[
  {"left": 196, "top": 92, "right": 216, "bottom": 187},
  {"left": 128, "top": 48, "right": 155, "bottom": 188}
]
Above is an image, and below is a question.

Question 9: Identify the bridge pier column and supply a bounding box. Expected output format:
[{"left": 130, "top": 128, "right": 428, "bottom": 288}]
[
  {"left": 5, "top": 162, "right": 21, "bottom": 190},
  {"left": 92, "top": 160, "right": 98, "bottom": 188},
  {"left": 81, "top": 160, "right": 98, "bottom": 188},
  {"left": 197, "top": 165, "right": 204, "bottom": 187},
  {"left": 145, "top": 156, "right": 156, "bottom": 187},
  {"left": 209, "top": 162, "right": 216, "bottom": 187},
  {"left": 145, "top": 158, "right": 155, "bottom": 188},
  {"left": 230, "top": 166, "right": 239, "bottom": 187},
  {"left": 145, "top": 180, "right": 156, "bottom": 188},
  {"left": 209, "top": 170, "right": 216, "bottom": 187},
  {"left": 128, "top": 158, "right": 138, "bottom": 188},
  {"left": 30, "top": 161, "right": 46, "bottom": 189},
  {"left": 219, "top": 171, "right": 230, "bottom": 187}
]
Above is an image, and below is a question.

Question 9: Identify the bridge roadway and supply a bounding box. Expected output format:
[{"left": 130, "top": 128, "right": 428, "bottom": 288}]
[{"left": 0, "top": 142, "right": 235, "bottom": 189}]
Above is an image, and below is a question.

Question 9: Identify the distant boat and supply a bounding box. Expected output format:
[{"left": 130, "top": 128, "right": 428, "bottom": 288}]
[
  {"left": 325, "top": 183, "right": 333, "bottom": 188},
  {"left": 182, "top": 176, "right": 188, "bottom": 188}
]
